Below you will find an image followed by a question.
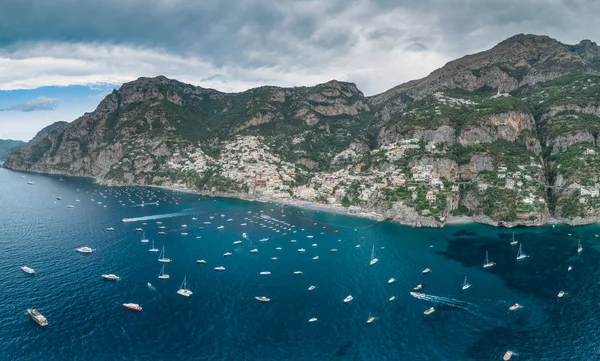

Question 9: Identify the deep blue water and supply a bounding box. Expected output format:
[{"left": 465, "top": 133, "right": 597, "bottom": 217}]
[{"left": 2, "top": 166, "right": 600, "bottom": 361}]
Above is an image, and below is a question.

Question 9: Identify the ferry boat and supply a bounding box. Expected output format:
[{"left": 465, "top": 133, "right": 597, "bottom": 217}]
[
  {"left": 424, "top": 307, "right": 435, "bottom": 315},
  {"left": 21, "top": 266, "right": 35, "bottom": 274},
  {"left": 27, "top": 308, "right": 48, "bottom": 326},
  {"left": 102, "top": 274, "right": 120, "bottom": 281},
  {"left": 76, "top": 246, "right": 94, "bottom": 253},
  {"left": 122, "top": 303, "right": 142, "bottom": 311},
  {"left": 343, "top": 295, "right": 353, "bottom": 303},
  {"left": 255, "top": 296, "right": 270, "bottom": 302}
]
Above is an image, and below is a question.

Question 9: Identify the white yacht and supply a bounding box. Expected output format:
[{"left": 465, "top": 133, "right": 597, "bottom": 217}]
[
  {"left": 259, "top": 271, "right": 271, "bottom": 275},
  {"left": 271, "top": 257, "right": 278, "bottom": 261},
  {"left": 578, "top": 238, "right": 583, "bottom": 253},
  {"left": 308, "top": 317, "right": 318, "bottom": 322},
  {"left": 217, "top": 225, "right": 224, "bottom": 230},
  {"left": 141, "top": 232, "right": 149, "bottom": 243},
  {"left": 255, "top": 296, "right": 270, "bottom": 302},
  {"left": 214, "top": 266, "right": 226, "bottom": 271},
  {"left": 250, "top": 249, "right": 259, "bottom": 253},
  {"left": 102, "top": 274, "right": 120, "bottom": 280},
  {"left": 223, "top": 252, "right": 232, "bottom": 257},
  {"left": 196, "top": 259, "right": 206, "bottom": 264},
  {"left": 308, "top": 285, "right": 316, "bottom": 291},
  {"left": 21, "top": 266, "right": 35, "bottom": 274},
  {"left": 422, "top": 268, "right": 431, "bottom": 274},
  {"left": 106, "top": 227, "right": 115, "bottom": 231},
  {"left": 27, "top": 308, "right": 48, "bottom": 326},
  {"left": 424, "top": 307, "right": 435, "bottom": 315},
  {"left": 158, "top": 265, "right": 170, "bottom": 279},
  {"left": 177, "top": 276, "right": 193, "bottom": 297},
  {"left": 483, "top": 251, "right": 495, "bottom": 268},
  {"left": 369, "top": 245, "right": 379, "bottom": 265},
  {"left": 343, "top": 295, "right": 353, "bottom": 303},
  {"left": 76, "top": 246, "right": 94, "bottom": 253},
  {"left": 293, "top": 271, "right": 303, "bottom": 275},
  {"left": 558, "top": 290, "right": 565, "bottom": 298},
  {"left": 516, "top": 243, "right": 529, "bottom": 260},
  {"left": 233, "top": 240, "right": 242, "bottom": 245},
  {"left": 462, "top": 276, "right": 471, "bottom": 290},
  {"left": 510, "top": 232, "right": 518, "bottom": 245},
  {"left": 149, "top": 239, "right": 159, "bottom": 252},
  {"left": 389, "top": 296, "right": 396, "bottom": 301},
  {"left": 312, "top": 256, "right": 319, "bottom": 260},
  {"left": 388, "top": 278, "right": 395, "bottom": 284},
  {"left": 158, "top": 246, "right": 171, "bottom": 262},
  {"left": 366, "top": 313, "right": 375, "bottom": 324}
]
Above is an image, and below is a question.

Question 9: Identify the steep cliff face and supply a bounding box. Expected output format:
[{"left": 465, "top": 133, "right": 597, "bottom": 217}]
[{"left": 6, "top": 34, "right": 600, "bottom": 227}]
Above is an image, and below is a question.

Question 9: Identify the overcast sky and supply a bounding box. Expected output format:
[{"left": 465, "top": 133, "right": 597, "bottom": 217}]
[{"left": 1, "top": 0, "right": 599, "bottom": 141}]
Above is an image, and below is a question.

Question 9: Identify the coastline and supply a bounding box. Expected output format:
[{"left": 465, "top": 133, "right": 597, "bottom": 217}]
[{"left": 3, "top": 165, "right": 594, "bottom": 228}]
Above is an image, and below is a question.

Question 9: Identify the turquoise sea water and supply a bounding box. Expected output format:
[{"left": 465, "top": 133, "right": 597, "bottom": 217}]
[{"left": 2, "top": 166, "right": 600, "bottom": 360}]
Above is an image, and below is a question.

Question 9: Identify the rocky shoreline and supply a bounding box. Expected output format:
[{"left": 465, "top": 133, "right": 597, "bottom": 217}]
[{"left": 5, "top": 165, "right": 598, "bottom": 228}]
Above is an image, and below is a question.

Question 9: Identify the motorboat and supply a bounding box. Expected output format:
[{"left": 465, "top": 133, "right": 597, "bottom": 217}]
[
  {"left": 250, "top": 249, "right": 258, "bottom": 253},
  {"left": 271, "top": 257, "right": 278, "bottom": 261},
  {"left": 509, "top": 303, "right": 521, "bottom": 311},
  {"left": 255, "top": 296, "right": 270, "bottom": 302},
  {"left": 558, "top": 290, "right": 565, "bottom": 298},
  {"left": 123, "top": 303, "right": 142, "bottom": 311},
  {"left": 106, "top": 227, "right": 115, "bottom": 231},
  {"left": 76, "top": 246, "right": 94, "bottom": 253},
  {"left": 343, "top": 295, "right": 353, "bottom": 303},
  {"left": 503, "top": 350, "right": 513, "bottom": 360},
  {"left": 217, "top": 225, "right": 225, "bottom": 230},
  {"left": 389, "top": 296, "right": 396, "bottom": 301},
  {"left": 259, "top": 271, "right": 271, "bottom": 275},
  {"left": 312, "top": 256, "right": 319, "bottom": 260},
  {"left": 422, "top": 268, "right": 431, "bottom": 274},
  {"left": 102, "top": 274, "right": 120, "bottom": 281},
  {"left": 27, "top": 309, "right": 48, "bottom": 326},
  {"left": 308, "top": 317, "right": 317, "bottom": 322},
  {"left": 233, "top": 240, "right": 242, "bottom": 245},
  {"left": 214, "top": 266, "right": 226, "bottom": 271},
  {"left": 223, "top": 252, "right": 232, "bottom": 257},
  {"left": 424, "top": 307, "right": 435, "bottom": 315},
  {"left": 293, "top": 271, "right": 303, "bottom": 275},
  {"left": 388, "top": 278, "right": 395, "bottom": 284},
  {"left": 298, "top": 248, "right": 306, "bottom": 252},
  {"left": 308, "top": 285, "right": 316, "bottom": 291},
  {"left": 413, "top": 284, "right": 422, "bottom": 291},
  {"left": 331, "top": 248, "right": 338, "bottom": 252},
  {"left": 21, "top": 266, "right": 35, "bottom": 274}
]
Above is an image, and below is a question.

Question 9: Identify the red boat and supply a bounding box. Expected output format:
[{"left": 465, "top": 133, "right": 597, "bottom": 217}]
[{"left": 122, "top": 303, "right": 142, "bottom": 311}]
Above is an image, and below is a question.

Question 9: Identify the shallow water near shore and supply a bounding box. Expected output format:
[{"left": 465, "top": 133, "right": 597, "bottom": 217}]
[{"left": 2, "top": 167, "right": 600, "bottom": 361}]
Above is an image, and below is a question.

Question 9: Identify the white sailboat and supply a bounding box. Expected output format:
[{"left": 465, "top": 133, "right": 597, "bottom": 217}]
[
  {"left": 158, "top": 246, "right": 171, "bottom": 263},
  {"left": 149, "top": 239, "right": 159, "bottom": 252},
  {"left": 516, "top": 243, "right": 529, "bottom": 260},
  {"left": 158, "top": 264, "right": 170, "bottom": 279},
  {"left": 141, "top": 232, "right": 149, "bottom": 243},
  {"left": 483, "top": 251, "right": 495, "bottom": 268},
  {"left": 578, "top": 238, "right": 583, "bottom": 253},
  {"left": 177, "top": 276, "right": 193, "bottom": 297},
  {"left": 462, "top": 276, "right": 471, "bottom": 290},
  {"left": 510, "top": 232, "right": 518, "bottom": 245},
  {"left": 369, "top": 245, "right": 378, "bottom": 265}
]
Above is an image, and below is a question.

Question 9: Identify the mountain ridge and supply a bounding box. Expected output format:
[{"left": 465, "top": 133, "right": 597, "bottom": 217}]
[{"left": 6, "top": 33, "right": 600, "bottom": 227}]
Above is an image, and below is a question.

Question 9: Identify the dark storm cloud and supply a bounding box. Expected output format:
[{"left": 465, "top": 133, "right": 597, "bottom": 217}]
[{"left": 0, "top": 0, "right": 599, "bottom": 94}]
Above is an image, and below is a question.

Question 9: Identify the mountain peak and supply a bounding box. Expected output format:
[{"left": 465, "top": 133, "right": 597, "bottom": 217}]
[{"left": 496, "top": 33, "right": 557, "bottom": 47}]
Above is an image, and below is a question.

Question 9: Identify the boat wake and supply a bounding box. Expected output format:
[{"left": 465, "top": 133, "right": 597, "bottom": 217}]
[
  {"left": 128, "top": 202, "right": 159, "bottom": 208},
  {"left": 122, "top": 212, "right": 188, "bottom": 223},
  {"left": 410, "top": 292, "right": 481, "bottom": 315}
]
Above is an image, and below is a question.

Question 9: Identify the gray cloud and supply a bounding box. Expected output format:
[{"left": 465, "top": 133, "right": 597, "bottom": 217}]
[
  {"left": 0, "top": 0, "right": 599, "bottom": 94},
  {"left": 0, "top": 97, "right": 58, "bottom": 112}
]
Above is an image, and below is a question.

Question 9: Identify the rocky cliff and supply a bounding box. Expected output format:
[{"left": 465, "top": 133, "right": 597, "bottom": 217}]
[{"left": 6, "top": 34, "right": 600, "bottom": 227}]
